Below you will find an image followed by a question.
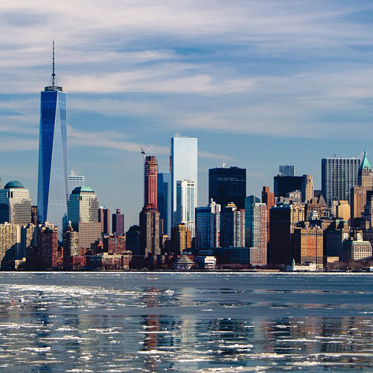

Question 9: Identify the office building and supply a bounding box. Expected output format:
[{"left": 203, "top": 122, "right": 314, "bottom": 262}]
[
  {"left": 37, "top": 45, "right": 68, "bottom": 240},
  {"left": 112, "top": 209, "right": 125, "bottom": 236},
  {"left": 195, "top": 199, "right": 221, "bottom": 250},
  {"left": 358, "top": 150, "right": 373, "bottom": 190},
  {"left": 293, "top": 224, "right": 324, "bottom": 268},
  {"left": 157, "top": 172, "right": 171, "bottom": 236},
  {"left": 139, "top": 156, "right": 160, "bottom": 257},
  {"left": 171, "top": 137, "right": 198, "bottom": 228},
  {"left": 274, "top": 175, "right": 303, "bottom": 198},
  {"left": 269, "top": 203, "right": 305, "bottom": 265},
  {"left": 209, "top": 167, "right": 246, "bottom": 209},
  {"left": 0, "top": 181, "right": 32, "bottom": 226},
  {"left": 279, "top": 165, "right": 294, "bottom": 177},
  {"left": 245, "top": 196, "right": 267, "bottom": 266},
  {"left": 262, "top": 186, "right": 275, "bottom": 244},
  {"left": 321, "top": 157, "right": 360, "bottom": 206},
  {"left": 68, "top": 175, "right": 85, "bottom": 197},
  {"left": 68, "top": 186, "right": 101, "bottom": 249},
  {"left": 98, "top": 207, "right": 110, "bottom": 235},
  {"left": 176, "top": 180, "right": 196, "bottom": 237},
  {"left": 171, "top": 224, "right": 191, "bottom": 254},
  {"left": 301, "top": 174, "right": 314, "bottom": 203},
  {"left": 220, "top": 203, "right": 245, "bottom": 248},
  {"left": 0, "top": 223, "right": 21, "bottom": 266}
]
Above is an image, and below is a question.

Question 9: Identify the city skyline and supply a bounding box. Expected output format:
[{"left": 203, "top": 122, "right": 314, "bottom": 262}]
[{"left": 1, "top": 2, "right": 373, "bottom": 228}]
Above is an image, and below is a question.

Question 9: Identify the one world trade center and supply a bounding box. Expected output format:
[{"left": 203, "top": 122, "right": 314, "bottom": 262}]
[{"left": 37, "top": 43, "right": 68, "bottom": 240}]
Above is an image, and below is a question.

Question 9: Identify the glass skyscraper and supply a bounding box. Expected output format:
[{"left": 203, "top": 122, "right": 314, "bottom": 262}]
[
  {"left": 37, "top": 49, "right": 68, "bottom": 240},
  {"left": 171, "top": 137, "right": 198, "bottom": 230}
]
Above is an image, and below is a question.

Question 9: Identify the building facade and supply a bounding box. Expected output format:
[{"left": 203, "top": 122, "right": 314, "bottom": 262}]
[
  {"left": 37, "top": 51, "right": 68, "bottom": 240},
  {"left": 171, "top": 137, "right": 198, "bottom": 228},
  {"left": 220, "top": 203, "right": 245, "bottom": 248},
  {"left": 112, "top": 209, "right": 125, "bottom": 236},
  {"left": 176, "top": 180, "right": 196, "bottom": 237},
  {"left": 209, "top": 167, "right": 246, "bottom": 209},
  {"left": 157, "top": 172, "right": 171, "bottom": 237},
  {"left": 245, "top": 195, "right": 267, "bottom": 266},
  {"left": 321, "top": 157, "right": 360, "bottom": 206},
  {"left": 0, "top": 181, "right": 32, "bottom": 226}
]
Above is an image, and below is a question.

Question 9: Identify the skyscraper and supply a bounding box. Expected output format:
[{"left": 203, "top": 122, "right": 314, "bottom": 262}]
[
  {"left": 220, "top": 203, "right": 245, "bottom": 248},
  {"left": 37, "top": 44, "right": 68, "bottom": 240},
  {"left": 139, "top": 156, "right": 160, "bottom": 256},
  {"left": 157, "top": 173, "right": 171, "bottom": 236},
  {"left": 112, "top": 209, "right": 125, "bottom": 236},
  {"left": 195, "top": 199, "right": 221, "bottom": 250},
  {"left": 176, "top": 180, "right": 196, "bottom": 237},
  {"left": 0, "top": 181, "right": 32, "bottom": 226},
  {"left": 68, "top": 175, "right": 85, "bottom": 197},
  {"left": 245, "top": 195, "right": 267, "bottom": 266},
  {"left": 67, "top": 186, "right": 101, "bottom": 248},
  {"left": 209, "top": 167, "right": 246, "bottom": 209},
  {"left": 171, "top": 137, "right": 198, "bottom": 228},
  {"left": 98, "top": 207, "right": 111, "bottom": 235},
  {"left": 279, "top": 165, "right": 294, "bottom": 177},
  {"left": 321, "top": 157, "right": 360, "bottom": 206}
]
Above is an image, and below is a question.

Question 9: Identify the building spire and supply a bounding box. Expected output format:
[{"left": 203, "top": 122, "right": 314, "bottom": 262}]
[
  {"left": 52, "top": 40, "right": 55, "bottom": 86},
  {"left": 360, "top": 149, "right": 372, "bottom": 171}
]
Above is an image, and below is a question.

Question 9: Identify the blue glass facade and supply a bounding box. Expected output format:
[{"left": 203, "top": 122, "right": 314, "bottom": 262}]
[{"left": 37, "top": 86, "right": 68, "bottom": 240}]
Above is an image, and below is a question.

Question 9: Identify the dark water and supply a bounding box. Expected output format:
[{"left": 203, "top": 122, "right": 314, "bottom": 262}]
[{"left": 0, "top": 272, "right": 372, "bottom": 372}]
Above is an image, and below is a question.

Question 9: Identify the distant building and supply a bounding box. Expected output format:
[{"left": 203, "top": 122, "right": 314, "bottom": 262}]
[
  {"left": 301, "top": 175, "right": 314, "bottom": 203},
  {"left": 274, "top": 175, "right": 303, "bottom": 198},
  {"left": 269, "top": 203, "right": 305, "bottom": 265},
  {"left": 176, "top": 180, "right": 196, "bottom": 237},
  {"left": 171, "top": 223, "right": 191, "bottom": 254},
  {"left": 68, "top": 175, "right": 85, "bottom": 197},
  {"left": 279, "top": 165, "right": 294, "bottom": 177},
  {"left": 245, "top": 196, "right": 267, "bottom": 266},
  {"left": 37, "top": 53, "right": 68, "bottom": 242},
  {"left": 157, "top": 172, "right": 171, "bottom": 236},
  {"left": 220, "top": 203, "right": 245, "bottom": 248},
  {"left": 262, "top": 186, "right": 275, "bottom": 244},
  {"left": 293, "top": 224, "right": 324, "bottom": 269},
  {"left": 342, "top": 231, "right": 372, "bottom": 262},
  {"left": 209, "top": 167, "right": 246, "bottom": 209},
  {"left": 68, "top": 186, "right": 101, "bottom": 249},
  {"left": 171, "top": 137, "right": 198, "bottom": 228},
  {"left": 195, "top": 199, "right": 221, "bottom": 249},
  {"left": 98, "top": 207, "right": 111, "bottom": 235},
  {"left": 126, "top": 225, "right": 140, "bottom": 256},
  {"left": 0, "top": 223, "right": 21, "bottom": 267},
  {"left": 358, "top": 150, "right": 373, "bottom": 190},
  {"left": 112, "top": 209, "right": 125, "bottom": 236},
  {"left": 0, "top": 181, "right": 32, "bottom": 226},
  {"left": 322, "top": 157, "right": 360, "bottom": 206},
  {"left": 139, "top": 156, "right": 160, "bottom": 257}
]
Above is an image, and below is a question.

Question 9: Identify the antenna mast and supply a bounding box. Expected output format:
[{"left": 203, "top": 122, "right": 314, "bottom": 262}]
[{"left": 52, "top": 40, "right": 55, "bottom": 86}]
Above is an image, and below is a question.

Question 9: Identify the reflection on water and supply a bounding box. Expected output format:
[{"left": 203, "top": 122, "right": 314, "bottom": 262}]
[{"left": 0, "top": 272, "right": 372, "bottom": 372}]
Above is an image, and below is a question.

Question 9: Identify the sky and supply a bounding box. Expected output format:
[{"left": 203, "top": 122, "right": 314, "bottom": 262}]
[{"left": 1, "top": 1, "right": 373, "bottom": 229}]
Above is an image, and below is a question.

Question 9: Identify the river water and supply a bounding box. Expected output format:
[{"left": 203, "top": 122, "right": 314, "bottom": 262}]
[{"left": 0, "top": 272, "right": 372, "bottom": 372}]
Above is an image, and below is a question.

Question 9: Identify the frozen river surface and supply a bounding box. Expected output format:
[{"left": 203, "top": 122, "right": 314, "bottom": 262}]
[{"left": 0, "top": 272, "right": 372, "bottom": 372}]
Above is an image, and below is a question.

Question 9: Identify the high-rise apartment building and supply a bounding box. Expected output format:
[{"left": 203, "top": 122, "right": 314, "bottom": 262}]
[
  {"left": 157, "top": 173, "right": 171, "bottom": 236},
  {"left": 321, "top": 157, "right": 360, "bottom": 206},
  {"left": 0, "top": 181, "right": 32, "bottom": 226},
  {"left": 68, "top": 175, "right": 85, "bottom": 197},
  {"left": 195, "top": 199, "right": 221, "bottom": 249},
  {"left": 176, "top": 180, "right": 196, "bottom": 237},
  {"left": 37, "top": 46, "right": 68, "bottom": 240},
  {"left": 279, "top": 165, "right": 294, "bottom": 177},
  {"left": 171, "top": 137, "right": 198, "bottom": 228},
  {"left": 112, "top": 209, "right": 125, "bottom": 236},
  {"left": 209, "top": 167, "right": 246, "bottom": 209},
  {"left": 139, "top": 156, "right": 160, "bottom": 257},
  {"left": 68, "top": 186, "right": 101, "bottom": 248},
  {"left": 245, "top": 196, "right": 267, "bottom": 266}
]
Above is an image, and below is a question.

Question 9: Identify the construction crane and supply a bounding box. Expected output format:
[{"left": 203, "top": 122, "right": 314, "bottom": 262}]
[{"left": 141, "top": 140, "right": 158, "bottom": 159}]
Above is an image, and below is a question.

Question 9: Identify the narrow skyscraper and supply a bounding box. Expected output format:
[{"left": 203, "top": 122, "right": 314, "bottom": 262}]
[
  {"left": 171, "top": 136, "right": 198, "bottom": 230},
  {"left": 37, "top": 43, "right": 68, "bottom": 240}
]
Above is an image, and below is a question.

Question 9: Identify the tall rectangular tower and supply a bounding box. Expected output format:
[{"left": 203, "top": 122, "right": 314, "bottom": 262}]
[
  {"left": 37, "top": 45, "right": 68, "bottom": 240},
  {"left": 209, "top": 167, "right": 246, "bottom": 209},
  {"left": 321, "top": 157, "right": 360, "bottom": 206},
  {"left": 171, "top": 137, "right": 198, "bottom": 229}
]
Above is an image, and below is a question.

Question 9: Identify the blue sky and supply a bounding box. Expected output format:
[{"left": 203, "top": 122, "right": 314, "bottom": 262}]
[{"left": 1, "top": 1, "right": 373, "bottom": 229}]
